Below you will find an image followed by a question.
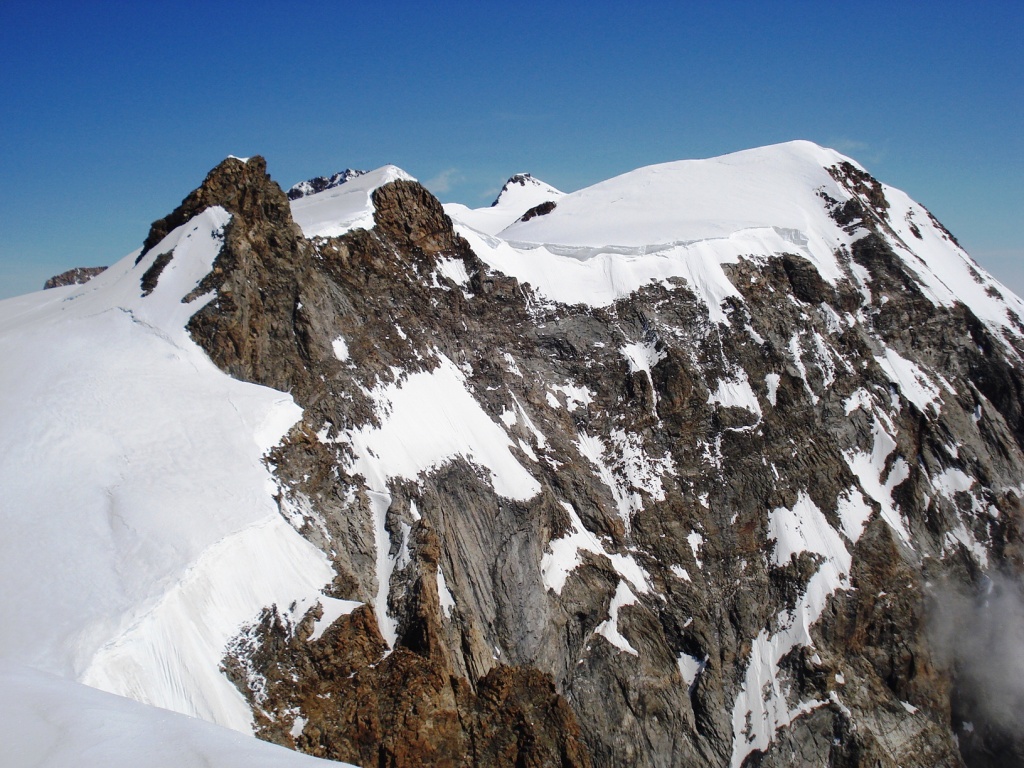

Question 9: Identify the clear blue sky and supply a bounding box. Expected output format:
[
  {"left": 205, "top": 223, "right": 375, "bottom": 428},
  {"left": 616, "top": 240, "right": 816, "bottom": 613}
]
[{"left": 1, "top": 1, "right": 1021, "bottom": 299}]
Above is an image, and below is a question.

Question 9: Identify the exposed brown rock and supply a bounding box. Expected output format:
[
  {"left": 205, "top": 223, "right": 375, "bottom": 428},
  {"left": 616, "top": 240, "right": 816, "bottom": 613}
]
[
  {"left": 519, "top": 200, "right": 557, "bottom": 223},
  {"left": 43, "top": 265, "right": 107, "bottom": 289}
]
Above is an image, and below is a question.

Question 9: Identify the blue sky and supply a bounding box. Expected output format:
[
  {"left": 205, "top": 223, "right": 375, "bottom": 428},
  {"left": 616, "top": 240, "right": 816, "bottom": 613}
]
[{"left": 1, "top": 1, "right": 1021, "bottom": 299}]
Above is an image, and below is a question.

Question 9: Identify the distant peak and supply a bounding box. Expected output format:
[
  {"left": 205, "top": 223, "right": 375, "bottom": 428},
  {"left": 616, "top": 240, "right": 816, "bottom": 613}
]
[
  {"left": 506, "top": 172, "right": 536, "bottom": 186},
  {"left": 288, "top": 169, "right": 368, "bottom": 200},
  {"left": 491, "top": 173, "right": 563, "bottom": 208}
]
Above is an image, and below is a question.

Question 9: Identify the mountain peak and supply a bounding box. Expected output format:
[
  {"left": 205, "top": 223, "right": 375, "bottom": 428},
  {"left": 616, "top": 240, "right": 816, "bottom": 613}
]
[
  {"left": 491, "top": 173, "right": 562, "bottom": 208},
  {"left": 139, "top": 155, "right": 290, "bottom": 258}
]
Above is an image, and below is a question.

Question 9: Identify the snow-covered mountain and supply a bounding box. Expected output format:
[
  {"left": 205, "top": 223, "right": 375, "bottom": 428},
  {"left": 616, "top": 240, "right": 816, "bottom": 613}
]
[
  {"left": 287, "top": 169, "right": 368, "bottom": 200},
  {"left": 3, "top": 142, "right": 1023, "bottom": 768},
  {"left": 443, "top": 172, "right": 563, "bottom": 235}
]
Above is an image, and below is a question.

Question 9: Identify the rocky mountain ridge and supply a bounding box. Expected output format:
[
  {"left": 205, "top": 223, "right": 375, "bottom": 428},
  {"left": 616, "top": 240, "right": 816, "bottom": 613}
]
[
  {"left": 288, "top": 170, "right": 368, "bottom": 201},
  {"left": 4, "top": 142, "right": 1024, "bottom": 768}
]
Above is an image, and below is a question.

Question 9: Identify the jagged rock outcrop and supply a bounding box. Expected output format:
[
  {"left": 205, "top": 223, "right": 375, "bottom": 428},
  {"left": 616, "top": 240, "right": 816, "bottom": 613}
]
[
  {"left": 43, "top": 265, "right": 107, "bottom": 289},
  {"left": 133, "top": 150, "right": 1024, "bottom": 768},
  {"left": 519, "top": 200, "right": 557, "bottom": 223}
]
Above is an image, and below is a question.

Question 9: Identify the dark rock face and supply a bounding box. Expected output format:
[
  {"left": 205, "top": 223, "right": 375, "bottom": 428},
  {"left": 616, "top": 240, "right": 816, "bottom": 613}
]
[
  {"left": 140, "top": 252, "right": 172, "bottom": 296},
  {"left": 144, "top": 155, "right": 1024, "bottom": 767},
  {"left": 519, "top": 200, "right": 557, "bottom": 223},
  {"left": 43, "top": 265, "right": 107, "bottom": 289}
]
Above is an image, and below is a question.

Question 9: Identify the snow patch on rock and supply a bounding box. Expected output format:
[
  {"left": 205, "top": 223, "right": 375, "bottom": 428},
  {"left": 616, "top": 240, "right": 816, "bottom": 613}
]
[{"left": 732, "top": 492, "right": 853, "bottom": 768}]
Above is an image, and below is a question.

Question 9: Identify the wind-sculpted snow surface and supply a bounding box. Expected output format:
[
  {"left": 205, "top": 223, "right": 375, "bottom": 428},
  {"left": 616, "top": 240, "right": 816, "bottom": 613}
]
[{"left": 5, "top": 145, "right": 1024, "bottom": 768}]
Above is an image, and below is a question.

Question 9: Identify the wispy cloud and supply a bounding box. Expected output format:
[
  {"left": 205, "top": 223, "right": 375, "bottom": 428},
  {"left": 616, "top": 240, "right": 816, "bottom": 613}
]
[
  {"left": 929, "top": 571, "right": 1024, "bottom": 756},
  {"left": 423, "top": 168, "right": 462, "bottom": 194}
]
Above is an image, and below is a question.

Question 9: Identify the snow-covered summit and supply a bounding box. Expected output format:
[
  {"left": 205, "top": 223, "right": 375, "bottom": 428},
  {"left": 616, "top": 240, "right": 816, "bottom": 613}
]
[
  {"left": 491, "top": 172, "right": 564, "bottom": 209},
  {"left": 500, "top": 140, "right": 856, "bottom": 248},
  {"left": 290, "top": 164, "right": 415, "bottom": 239},
  {"left": 443, "top": 173, "right": 563, "bottom": 236}
]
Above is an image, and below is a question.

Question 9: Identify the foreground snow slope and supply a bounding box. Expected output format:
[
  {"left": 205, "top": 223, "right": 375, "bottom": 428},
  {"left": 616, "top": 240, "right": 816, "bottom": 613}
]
[
  {"left": 1, "top": 661, "right": 346, "bottom": 768},
  {"left": 0, "top": 206, "right": 335, "bottom": 733}
]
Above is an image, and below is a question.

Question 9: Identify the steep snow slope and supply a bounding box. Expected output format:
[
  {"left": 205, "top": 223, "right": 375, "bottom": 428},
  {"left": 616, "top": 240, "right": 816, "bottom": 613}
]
[
  {"left": 444, "top": 173, "right": 563, "bottom": 235},
  {"left": 0, "top": 207, "right": 336, "bottom": 732}
]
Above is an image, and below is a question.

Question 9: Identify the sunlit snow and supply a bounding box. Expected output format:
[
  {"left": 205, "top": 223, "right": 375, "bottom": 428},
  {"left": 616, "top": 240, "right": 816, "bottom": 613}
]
[
  {"left": 0, "top": 209, "right": 335, "bottom": 734},
  {"left": 444, "top": 174, "right": 563, "bottom": 236},
  {"left": 290, "top": 165, "right": 415, "bottom": 238},
  {"left": 731, "top": 492, "right": 855, "bottom": 768}
]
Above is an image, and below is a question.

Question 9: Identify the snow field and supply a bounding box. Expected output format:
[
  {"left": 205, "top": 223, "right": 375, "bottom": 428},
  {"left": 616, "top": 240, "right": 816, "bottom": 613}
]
[
  {"left": 541, "top": 502, "right": 651, "bottom": 597},
  {"left": 443, "top": 173, "right": 563, "bottom": 236},
  {"left": 843, "top": 416, "right": 912, "bottom": 545},
  {"left": 707, "top": 370, "right": 762, "bottom": 420},
  {"left": 343, "top": 354, "right": 541, "bottom": 502},
  {"left": 0, "top": 208, "right": 336, "bottom": 734},
  {"left": 593, "top": 581, "right": 640, "bottom": 656}
]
